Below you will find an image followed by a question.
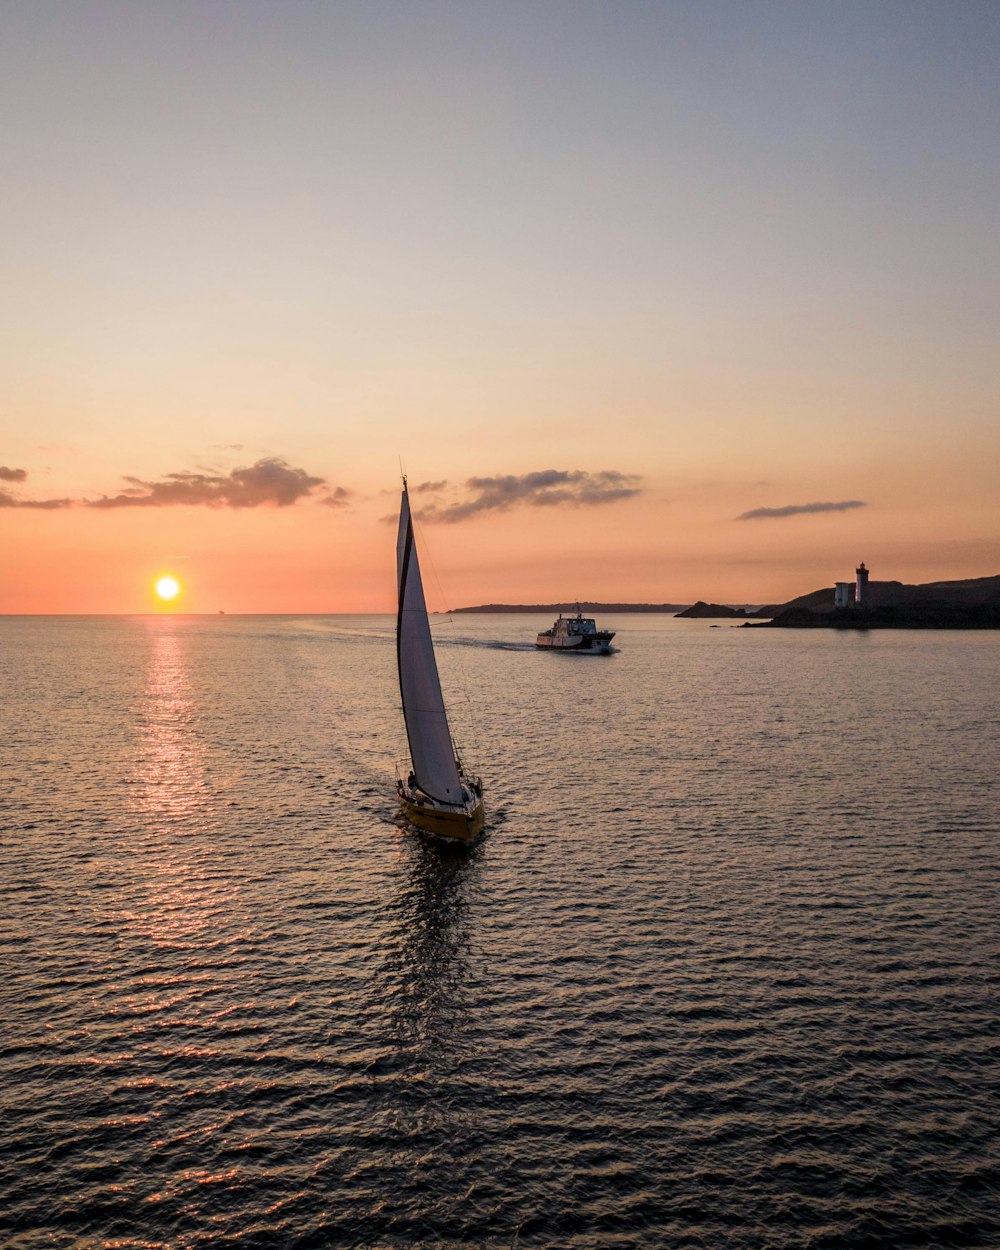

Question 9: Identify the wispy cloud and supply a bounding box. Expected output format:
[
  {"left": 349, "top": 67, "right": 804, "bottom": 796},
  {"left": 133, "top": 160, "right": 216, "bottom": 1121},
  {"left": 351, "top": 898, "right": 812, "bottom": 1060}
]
[
  {"left": 0, "top": 466, "right": 27, "bottom": 482},
  {"left": 86, "top": 457, "right": 326, "bottom": 509},
  {"left": 0, "top": 489, "right": 72, "bottom": 509},
  {"left": 321, "top": 486, "right": 353, "bottom": 508},
  {"left": 419, "top": 469, "right": 642, "bottom": 523},
  {"left": 736, "top": 500, "right": 867, "bottom": 521}
]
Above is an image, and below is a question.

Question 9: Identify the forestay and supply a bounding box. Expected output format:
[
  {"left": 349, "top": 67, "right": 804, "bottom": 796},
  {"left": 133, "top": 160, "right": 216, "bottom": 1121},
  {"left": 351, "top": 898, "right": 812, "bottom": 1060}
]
[{"left": 396, "top": 486, "right": 464, "bottom": 805}]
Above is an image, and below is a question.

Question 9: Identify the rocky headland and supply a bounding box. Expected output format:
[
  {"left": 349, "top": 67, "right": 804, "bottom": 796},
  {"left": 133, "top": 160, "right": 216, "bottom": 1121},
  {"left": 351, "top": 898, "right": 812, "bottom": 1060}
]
[{"left": 747, "top": 575, "right": 1000, "bottom": 629}]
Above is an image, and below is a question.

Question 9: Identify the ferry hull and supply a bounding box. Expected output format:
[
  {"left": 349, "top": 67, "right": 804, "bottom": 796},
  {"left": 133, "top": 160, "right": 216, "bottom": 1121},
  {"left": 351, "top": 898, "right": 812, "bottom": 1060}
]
[
  {"left": 536, "top": 634, "right": 614, "bottom": 653},
  {"left": 399, "top": 794, "right": 485, "bottom": 842}
]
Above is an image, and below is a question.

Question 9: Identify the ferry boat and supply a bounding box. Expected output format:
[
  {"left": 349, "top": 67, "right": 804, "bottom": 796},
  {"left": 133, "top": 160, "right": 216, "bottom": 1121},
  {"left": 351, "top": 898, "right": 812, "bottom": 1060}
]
[{"left": 536, "top": 609, "right": 615, "bottom": 653}]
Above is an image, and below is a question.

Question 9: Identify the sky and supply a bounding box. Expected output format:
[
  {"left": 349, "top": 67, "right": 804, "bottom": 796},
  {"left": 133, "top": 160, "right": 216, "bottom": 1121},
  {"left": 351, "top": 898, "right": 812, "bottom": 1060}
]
[{"left": 2, "top": 0, "right": 998, "bottom": 612}]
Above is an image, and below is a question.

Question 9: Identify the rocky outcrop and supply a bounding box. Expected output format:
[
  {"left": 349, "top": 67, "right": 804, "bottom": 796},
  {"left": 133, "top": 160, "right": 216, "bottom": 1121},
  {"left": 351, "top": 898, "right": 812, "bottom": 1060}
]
[{"left": 675, "top": 601, "right": 748, "bottom": 618}]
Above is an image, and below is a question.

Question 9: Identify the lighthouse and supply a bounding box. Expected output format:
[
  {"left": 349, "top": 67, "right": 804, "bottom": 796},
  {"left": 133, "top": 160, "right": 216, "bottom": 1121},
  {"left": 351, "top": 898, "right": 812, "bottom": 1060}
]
[{"left": 855, "top": 561, "right": 869, "bottom": 608}]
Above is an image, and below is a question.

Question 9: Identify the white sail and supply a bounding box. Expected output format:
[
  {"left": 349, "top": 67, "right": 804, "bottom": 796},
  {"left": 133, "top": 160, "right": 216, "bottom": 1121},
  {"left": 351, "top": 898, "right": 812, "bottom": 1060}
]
[{"left": 396, "top": 486, "right": 464, "bottom": 805}]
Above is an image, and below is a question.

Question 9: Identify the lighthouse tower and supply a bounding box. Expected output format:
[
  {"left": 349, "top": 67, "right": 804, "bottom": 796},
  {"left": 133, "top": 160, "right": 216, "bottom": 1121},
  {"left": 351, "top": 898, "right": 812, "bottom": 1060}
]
[{"left": 855, "top": 561, "right": 869, "bottom": 608}]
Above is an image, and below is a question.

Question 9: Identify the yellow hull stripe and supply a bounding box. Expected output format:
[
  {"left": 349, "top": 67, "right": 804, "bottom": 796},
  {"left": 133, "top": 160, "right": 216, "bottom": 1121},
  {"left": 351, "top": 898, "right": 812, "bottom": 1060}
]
[{"left": 399, "top": 796, "right": 485, "bottom": 841}]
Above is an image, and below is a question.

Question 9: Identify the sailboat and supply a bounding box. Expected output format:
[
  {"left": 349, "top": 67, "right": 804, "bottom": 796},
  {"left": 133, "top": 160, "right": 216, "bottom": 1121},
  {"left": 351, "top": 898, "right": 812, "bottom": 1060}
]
[{"left": 395, "top": 478, "right": 485, "bottom": 842}]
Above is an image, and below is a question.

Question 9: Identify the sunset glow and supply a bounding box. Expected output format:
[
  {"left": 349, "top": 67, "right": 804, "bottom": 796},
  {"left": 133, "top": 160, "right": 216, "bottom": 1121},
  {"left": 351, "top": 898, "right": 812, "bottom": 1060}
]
[{"left": 1, "top": 5, "right": 997, "bottom": 614}]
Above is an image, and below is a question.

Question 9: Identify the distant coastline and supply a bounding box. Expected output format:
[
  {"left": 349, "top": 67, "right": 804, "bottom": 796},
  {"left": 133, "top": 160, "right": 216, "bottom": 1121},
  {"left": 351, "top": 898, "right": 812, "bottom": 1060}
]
[
  {"left": 452, "top": 575, "right": 1000, "bottom": 628},
  {"left": 451, "top": 602, "right": 691, "bottom": 614}
]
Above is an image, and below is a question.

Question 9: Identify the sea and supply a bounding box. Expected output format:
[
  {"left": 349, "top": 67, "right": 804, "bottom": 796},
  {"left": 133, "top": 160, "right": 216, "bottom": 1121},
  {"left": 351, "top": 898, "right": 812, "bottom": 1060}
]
[{"left": 2, "top": 613, "right": 998, "bottom": 1249}]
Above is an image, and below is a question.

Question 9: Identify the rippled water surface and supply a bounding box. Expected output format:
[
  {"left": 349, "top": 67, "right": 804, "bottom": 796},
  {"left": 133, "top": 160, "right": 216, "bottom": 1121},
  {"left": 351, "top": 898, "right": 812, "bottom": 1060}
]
[{"left": 2, "top": 614, "right": 999, "bottom": 1248}]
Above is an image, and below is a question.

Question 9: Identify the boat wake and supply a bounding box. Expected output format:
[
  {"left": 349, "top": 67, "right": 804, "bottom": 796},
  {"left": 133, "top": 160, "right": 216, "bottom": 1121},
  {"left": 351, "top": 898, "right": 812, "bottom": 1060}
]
[{"left": 442, "top": 638, "right": 536, "bottom": 653}]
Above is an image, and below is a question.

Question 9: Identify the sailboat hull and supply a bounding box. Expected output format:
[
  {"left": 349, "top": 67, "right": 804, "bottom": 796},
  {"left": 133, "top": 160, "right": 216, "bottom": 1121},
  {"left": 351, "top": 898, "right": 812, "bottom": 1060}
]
[{"left": 399, "top": 794, "right": 485, "bottom": 842}]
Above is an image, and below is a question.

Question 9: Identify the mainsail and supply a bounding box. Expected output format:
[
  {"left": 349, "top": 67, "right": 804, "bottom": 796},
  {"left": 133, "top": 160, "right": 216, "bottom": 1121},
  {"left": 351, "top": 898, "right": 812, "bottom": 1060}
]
[{"left": 396, "top": 484, "right": 464, "bottom": 805}]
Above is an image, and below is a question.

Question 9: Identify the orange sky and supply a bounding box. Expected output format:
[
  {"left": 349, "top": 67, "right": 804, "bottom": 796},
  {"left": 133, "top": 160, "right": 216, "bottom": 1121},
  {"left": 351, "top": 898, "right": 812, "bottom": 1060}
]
[{"left": 2, "top": 4, "right": 998, "bottom": 613}]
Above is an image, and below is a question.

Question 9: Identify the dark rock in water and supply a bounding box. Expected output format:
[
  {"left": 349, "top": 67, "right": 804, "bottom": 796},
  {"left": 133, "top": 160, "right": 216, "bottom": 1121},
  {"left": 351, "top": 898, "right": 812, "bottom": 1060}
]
[{"left": 675, "top": 601, "right": 748, "bottom": 618}]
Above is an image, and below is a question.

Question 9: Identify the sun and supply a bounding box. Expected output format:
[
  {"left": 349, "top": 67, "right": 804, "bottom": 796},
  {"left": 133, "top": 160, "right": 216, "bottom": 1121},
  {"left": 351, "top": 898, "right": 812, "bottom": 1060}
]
[{"left": 155, "top": 576, "right": 181, "bottom": 602}]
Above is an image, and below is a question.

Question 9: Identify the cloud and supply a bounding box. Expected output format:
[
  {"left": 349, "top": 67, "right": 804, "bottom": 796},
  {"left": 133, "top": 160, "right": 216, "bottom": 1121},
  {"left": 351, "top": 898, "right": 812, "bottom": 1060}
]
[
  {"left": 736, "top": 500, "right": 867, "bottom": 521},
  {"left": 419, "top": 469, "right": 642, "bottom": 522},
  {"left": 0, "top": 489, "right": 71, "bottom": 509},
  {"left": 321, "top": 486, "right": 353, "bottom": 508},
  {"left": 0, "top": 465, "right": 71, "bottom": 507},
  {"left": 87, "top": 457, "right": 326, "bottom": 509}
]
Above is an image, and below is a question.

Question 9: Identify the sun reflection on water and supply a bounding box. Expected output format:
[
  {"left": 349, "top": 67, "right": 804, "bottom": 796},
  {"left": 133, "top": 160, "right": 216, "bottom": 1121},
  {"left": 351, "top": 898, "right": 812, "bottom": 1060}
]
[
  {"left": 135, "top": 619, "right": 204, "bottom": 824},
  {"left": 122, "top": 618, "right": 236, "bottom": 948}
]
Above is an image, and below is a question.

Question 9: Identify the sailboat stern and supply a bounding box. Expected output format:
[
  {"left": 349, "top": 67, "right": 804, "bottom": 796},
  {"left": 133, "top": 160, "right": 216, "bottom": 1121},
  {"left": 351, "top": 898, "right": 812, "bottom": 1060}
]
[{"left": 396, "top": 776, "right": 485, "bottom": 842}]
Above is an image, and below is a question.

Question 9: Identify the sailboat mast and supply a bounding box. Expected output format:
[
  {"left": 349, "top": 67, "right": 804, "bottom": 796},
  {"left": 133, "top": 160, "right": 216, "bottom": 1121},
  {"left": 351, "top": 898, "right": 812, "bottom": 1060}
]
[{"left": 396, "top": 480, "right": 421, "bottom": 778}]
